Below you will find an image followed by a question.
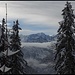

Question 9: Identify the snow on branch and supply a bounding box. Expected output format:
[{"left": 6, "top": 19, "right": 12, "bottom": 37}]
[
  {"left": 0, "top": 65, "right": 11, "bottom": 72},
  {"left": 2, "top": 48, "right": 20, "bottom": 56}
]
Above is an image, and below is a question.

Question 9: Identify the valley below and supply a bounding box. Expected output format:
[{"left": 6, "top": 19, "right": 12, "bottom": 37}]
[{"left": 21, "top": 41, "right": 56, "bottom": 74}]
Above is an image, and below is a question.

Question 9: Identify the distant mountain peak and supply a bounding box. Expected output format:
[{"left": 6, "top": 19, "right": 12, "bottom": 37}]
[
  {"left": 37, "top": 32, "right": 46, "bottom": 35},
  {"left": 20, "top": 33, "right": 57, "bottom": 43}
]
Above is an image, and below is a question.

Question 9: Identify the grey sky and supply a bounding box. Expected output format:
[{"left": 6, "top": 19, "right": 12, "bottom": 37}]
[{"left": 0, "top": 1, "right": 75, "bottom": 35}]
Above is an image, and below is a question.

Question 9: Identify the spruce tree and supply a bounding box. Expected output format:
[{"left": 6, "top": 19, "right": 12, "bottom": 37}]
[
  {"left": 0, "top": 18, "right": 6, "bottom": 73},
  {"left": 10, "top": 20, "right": 27, "bottom": 74},
  {"left": 0, "top": 18, "right": 12, "bottom": 74},
  {"left": 55, "top": 1, "right": 75, "bottom": 74}
]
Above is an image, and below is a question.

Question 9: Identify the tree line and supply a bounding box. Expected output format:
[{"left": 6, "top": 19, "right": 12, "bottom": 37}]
[{"left": 0, "top": 18, "right": 27, "bottom": 74}]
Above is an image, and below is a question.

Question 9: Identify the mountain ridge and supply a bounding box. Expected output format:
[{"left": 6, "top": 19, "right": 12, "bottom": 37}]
[{"left": 20, "top": 32, "right": 57, "bottom": 43}]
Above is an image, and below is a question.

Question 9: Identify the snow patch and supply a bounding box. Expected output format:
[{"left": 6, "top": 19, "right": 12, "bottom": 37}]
[{"left": 0, "top": 65, "right": 11, "bottom": 72}]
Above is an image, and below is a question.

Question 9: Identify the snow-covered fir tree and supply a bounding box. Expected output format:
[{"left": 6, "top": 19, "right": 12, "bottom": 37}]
[
  {"left": 0, "top": 19, "right": 27, "bottom": 74},
  {"left": 55, "top": 1, "right": 75, "bottom": 74},
  {"left": 0, "top": 18, "right": 6, "bottom": 73},
  {"left": 0, "top": 18, "right": 12, "bottom": 74},
  {"left": 0, "top": 4, "right": 27, "bottom": 74},
  {"left": 10, "top": 20, "right": 27, "bottom": 74}
]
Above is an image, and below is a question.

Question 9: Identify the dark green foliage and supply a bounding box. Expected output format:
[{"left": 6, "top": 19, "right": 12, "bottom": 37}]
[
  {"left": 55, "top": 2, "right": 75, "bottom": 74},
  {"left": 0, "top": 18, "right": 7, "bottom": 74},
  {"left": 10, "top": 20, "right": 27, "bottom": 74}
]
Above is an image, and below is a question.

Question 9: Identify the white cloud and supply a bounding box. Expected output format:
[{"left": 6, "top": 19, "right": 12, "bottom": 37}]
[
  {"left": 26, "top": 58, "right": 48, "bottom": 68},
  {"left": 19, "top": 29, "right": 32, "bottom": 35},
  {"left": 19, "top": 29, "right": 58, "bottom": 36},
  {"left": 0, "top": 1, "right": 75, "bottom": 35}
]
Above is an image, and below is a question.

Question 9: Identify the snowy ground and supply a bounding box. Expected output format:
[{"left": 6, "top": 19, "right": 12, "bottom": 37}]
[{"left": 21, "top": 41, "right": 56, "bottom": 74}]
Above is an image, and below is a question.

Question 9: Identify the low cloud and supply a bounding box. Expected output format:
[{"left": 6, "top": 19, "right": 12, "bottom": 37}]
[
  {"left": 26, "top": 57, "right": 55, "bottom": 69},
  {"left": 26, "top": 58, "right": 48, "bottom": 68}
]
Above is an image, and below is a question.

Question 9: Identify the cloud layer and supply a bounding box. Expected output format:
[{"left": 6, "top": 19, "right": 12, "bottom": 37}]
[{"left": 0, "top": 1, "right": 75, "bottom": 35}]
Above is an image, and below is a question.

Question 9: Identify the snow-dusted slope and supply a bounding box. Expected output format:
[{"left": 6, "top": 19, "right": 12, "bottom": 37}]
[{"left": 21, "top": 41, "right": 56, "bottom": 74}]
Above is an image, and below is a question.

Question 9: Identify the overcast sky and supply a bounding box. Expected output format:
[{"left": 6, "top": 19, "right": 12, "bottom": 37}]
[{"left": 0, "top": 1, "right": 75, "bottom": 35}]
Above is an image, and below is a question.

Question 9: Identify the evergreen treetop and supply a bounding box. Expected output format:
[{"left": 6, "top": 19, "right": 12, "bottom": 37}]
[{"left": 55, "top": 1, "right": 75, "bottom": 74}]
